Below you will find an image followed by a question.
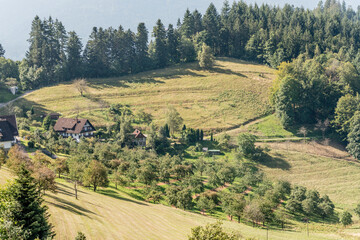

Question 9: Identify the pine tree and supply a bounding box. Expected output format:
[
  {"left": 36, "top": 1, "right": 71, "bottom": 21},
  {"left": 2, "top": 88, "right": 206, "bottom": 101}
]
[
  {"left": 11, "top": 166, "right": 54, "bottom": 239},
  {"left": 152, "top": 19, "right": 168, "bottom": 68},
  {"left": 167, "top": 24, "right": 180, "bottom": 64},
  {"left": 202, "top": 3, "right": 221, "bottom": 54},
  {"left": 347, "top": 111, "right": 360, "bottom": 160},
  {"left": 66, "top": 31, "right": 83, "bottom": 80},
  {"left": 135, "top": 23, "right": 149, "bottom": 72},
  {"left": 181, "top": 9, "right": 195, "bottom": 38},
  {"left": 27, "top": 16, "right": 44, "bottom": 68},
  {"left": 193, "top": 10, "right": 203, "bottom": 34},
  {"left": 83, "top": 27, "right": 111, "bottom": 78},
  {"left": 0, "top": 43, "right": 5, "bottom": 57}
]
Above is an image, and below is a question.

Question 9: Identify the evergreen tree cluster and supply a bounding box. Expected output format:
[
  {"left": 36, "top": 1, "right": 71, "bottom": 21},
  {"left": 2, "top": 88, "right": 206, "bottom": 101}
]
[{"left": 2, "top": 0, "right": 360, "bottom": 90}]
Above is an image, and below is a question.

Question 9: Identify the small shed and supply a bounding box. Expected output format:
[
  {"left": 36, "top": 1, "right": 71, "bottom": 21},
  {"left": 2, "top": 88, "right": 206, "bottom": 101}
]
[
  {"left": 208, "top": 150, "right": 221, "bottom": 155},
  {"left": 9, "top": 86, "right": 18, "bottom": 95}
]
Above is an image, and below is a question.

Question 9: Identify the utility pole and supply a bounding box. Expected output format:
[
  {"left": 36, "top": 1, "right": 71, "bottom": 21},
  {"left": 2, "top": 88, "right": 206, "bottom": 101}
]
[{"left": 307, "top": 219, "right": 309, "bottom": 238}]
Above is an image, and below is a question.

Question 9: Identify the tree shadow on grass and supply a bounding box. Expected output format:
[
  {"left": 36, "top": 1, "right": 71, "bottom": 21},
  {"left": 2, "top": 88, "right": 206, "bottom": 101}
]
[
  {"left": 209, "top": 66, "right": 248, "bottom": 78},
  {"left": 57, "top": 182, "right": 88, "bottom": 195},
  {"left": 45, "top": 195, "right": 96, "bottom": 217},
  {"left": 97, "top": 189, "right": 148, "bottom": 206},
  {"left": 291, "top": 211, "right": 339, "bottom": 225},
  {"left": 258, "top": 152, "right": 291, "bottom": 170}
]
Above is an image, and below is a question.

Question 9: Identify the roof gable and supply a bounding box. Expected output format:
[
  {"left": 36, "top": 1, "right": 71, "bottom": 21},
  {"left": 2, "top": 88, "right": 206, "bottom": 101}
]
[
  {"left": 132, "top": 129, "right": 146, "bottom": 139},
  {"left": 54, "top": 118, "right": 95, "bottom": 134},
  {"left": 0, "top": 115, "right": 18, "bottom": 142}
]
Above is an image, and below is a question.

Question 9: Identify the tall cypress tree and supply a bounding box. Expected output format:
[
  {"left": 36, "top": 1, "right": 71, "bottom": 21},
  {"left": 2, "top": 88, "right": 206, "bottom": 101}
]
[
  {"left": 152, "top": 19, "right": 168, "bottom": 68},
  {"left": 11, "top": 166, "right": 54, "bottom": 239}
]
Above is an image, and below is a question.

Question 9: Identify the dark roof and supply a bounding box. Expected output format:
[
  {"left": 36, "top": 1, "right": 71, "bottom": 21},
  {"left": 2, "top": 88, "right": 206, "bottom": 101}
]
[
  {"left": 0, "top": 115, "right": 18, "bottom": 142},
  {"left": 54, "top": 118, "right": 95, "bottom": 134},
  {"left": 132, "top": 129, "right": 146, "bottom": 139}
]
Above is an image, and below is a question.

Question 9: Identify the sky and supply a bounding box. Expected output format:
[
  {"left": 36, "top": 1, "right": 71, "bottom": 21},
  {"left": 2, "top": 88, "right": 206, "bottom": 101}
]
[{"left": 0, "top": 0, "right": 359, "bottom": 60}]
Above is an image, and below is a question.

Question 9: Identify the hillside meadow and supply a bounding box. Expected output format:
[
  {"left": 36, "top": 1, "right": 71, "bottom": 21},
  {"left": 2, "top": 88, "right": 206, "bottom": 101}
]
[
  {"left": 0, "top": 166, "right": 351, "bottom": 240},
  {"left": 1, "top": 58, "right": 273, "bottom": 131}
]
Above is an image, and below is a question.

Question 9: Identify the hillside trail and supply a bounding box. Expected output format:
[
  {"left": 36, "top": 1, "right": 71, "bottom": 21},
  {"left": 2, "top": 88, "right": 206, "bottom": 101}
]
[
  {"left": 0, "top": 90, "right": 34, "bottom": 109},
  {"left": 214, "top": 117, "right": 266, "bottom": 137}
]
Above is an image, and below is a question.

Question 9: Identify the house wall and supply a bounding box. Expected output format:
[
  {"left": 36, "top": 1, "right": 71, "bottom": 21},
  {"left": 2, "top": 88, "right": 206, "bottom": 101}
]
[
  {"left": 0, "top": 141, "right": 14, "bottom": 150},
  {"left": 134, "top": 138, "right": 146, "bottom": 147}
]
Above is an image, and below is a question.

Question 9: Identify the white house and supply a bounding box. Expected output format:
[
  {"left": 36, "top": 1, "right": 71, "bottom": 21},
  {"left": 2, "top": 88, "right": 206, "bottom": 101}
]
[
  {"left": 0, "top": 115, "right": 18, "bottom": 150},
  {"left": 54, "top": 118, "right": 95, "bottom": 142}
]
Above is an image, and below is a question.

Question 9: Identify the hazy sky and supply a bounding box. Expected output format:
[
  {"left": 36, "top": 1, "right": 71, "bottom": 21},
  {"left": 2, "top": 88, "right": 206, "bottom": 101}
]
[{"left": 1, "top": 0, "right": 359, "bottom": 60}]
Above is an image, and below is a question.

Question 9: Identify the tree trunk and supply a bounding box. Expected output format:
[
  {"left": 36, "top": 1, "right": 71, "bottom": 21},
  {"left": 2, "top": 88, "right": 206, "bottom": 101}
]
[
  {"left": 94, "top": 184, "right": 97, "bottom": 192},
  {"left": 238, "top": 216, "right": 240, "bottom": 223},
  {"left": 59, "top": 171, "right": 61, "bottom": 178},
  {"left": 75, "top": 181, "right": 78, "bottom": 200}
]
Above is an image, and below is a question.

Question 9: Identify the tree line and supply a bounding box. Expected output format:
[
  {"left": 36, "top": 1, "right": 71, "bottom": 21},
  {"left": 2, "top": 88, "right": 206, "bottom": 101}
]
[{"left": 1, "top": 0, "right": 360, "bottom": 89}]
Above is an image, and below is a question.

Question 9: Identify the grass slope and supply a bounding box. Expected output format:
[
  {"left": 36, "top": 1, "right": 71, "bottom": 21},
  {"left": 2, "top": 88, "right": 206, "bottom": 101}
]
[
  {"left": 4, "top": 58, "right": 273, "bottom": 130},
  {"left": 0, "top": 167, "right": 345, "bottom": 240},
  {"left": 0, "top": 87, "right": 20, "bottom": 103},
  {"left": 260, "top": 148, "right": 360, "bottom": 210}
]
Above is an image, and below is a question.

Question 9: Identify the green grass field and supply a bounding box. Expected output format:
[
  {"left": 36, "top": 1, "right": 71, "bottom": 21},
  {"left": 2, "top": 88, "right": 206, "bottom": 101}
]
[
  {"left": 261, "top": 149, "right": 360, "bottom": 211},
  {"left": 0, "top": 86, "right": 20, "bottom": 103},
  {"left": 2, "top": 58, "right": 273, "bottom": 130},
  {"left": 0, "top": 167, "right": 352, "bottom": 240}
]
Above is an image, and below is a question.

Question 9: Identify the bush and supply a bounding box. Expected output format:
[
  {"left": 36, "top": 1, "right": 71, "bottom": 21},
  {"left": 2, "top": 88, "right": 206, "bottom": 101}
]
[
  {"left": 27, "top": 141, "right": 35, "bottom": 148},
  {"left": 341, "top": 211, "right": 353, "bottom": 226}
]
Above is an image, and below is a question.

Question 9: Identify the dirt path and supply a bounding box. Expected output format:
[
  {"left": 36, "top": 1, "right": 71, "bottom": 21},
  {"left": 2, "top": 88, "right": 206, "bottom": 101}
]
[
  {"left": 213, "top": 116, "right": 266, "bottom": 138},
  {"left": 0, "top": 90, "right": 34, "bottom": 109}
]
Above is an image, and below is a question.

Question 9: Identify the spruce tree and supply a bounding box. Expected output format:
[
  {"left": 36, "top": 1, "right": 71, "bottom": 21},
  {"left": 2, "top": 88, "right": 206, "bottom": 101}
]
[
  {"left": 202, "top": 3, "right": 221, "bottom": 53},
  {"left": 135, "top": 23, "right": 149, "bottom": 72},
  {"left": 152, "top": 19, "right": 168, "bottom": 68},
  {"left": 167, "top": 24, "right": 180, "bottom": 64},
  {"left": 11, "top": 166, "right": 54, "bottom": 239},
  {"left": 347, "top": 111, "right": 360, "bottom": 160},
  {"left": 181, "top": 9, "right": 195, "bottom": 38},
  {"left": 66, "top": 31, "right": 83, "bottom": 80},
  {"left": 0, "top": 43, "right": 5, "bottom": 57}
]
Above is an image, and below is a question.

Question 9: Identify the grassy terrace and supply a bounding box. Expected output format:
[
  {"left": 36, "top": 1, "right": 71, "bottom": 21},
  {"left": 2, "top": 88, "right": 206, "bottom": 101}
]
[{"left": 2, "top": 58, "right": 274, "bottom": 130}]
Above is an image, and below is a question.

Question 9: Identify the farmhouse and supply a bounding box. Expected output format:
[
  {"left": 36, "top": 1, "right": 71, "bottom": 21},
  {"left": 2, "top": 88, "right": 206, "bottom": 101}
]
[
  {"left": 54, "top": 118, "right": 95, "bottom": 142},
  {"left": 131, "top": 129, "right": 147, "bottom": 147},
  {"left": 0, "top": 115, "right": 18, "bottom": 150}
]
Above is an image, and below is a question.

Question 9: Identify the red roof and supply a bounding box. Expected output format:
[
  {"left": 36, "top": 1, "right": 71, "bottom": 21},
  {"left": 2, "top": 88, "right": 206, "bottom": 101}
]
[{"left": 132, "top": 129, "right": 146, "bottom": 139}]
